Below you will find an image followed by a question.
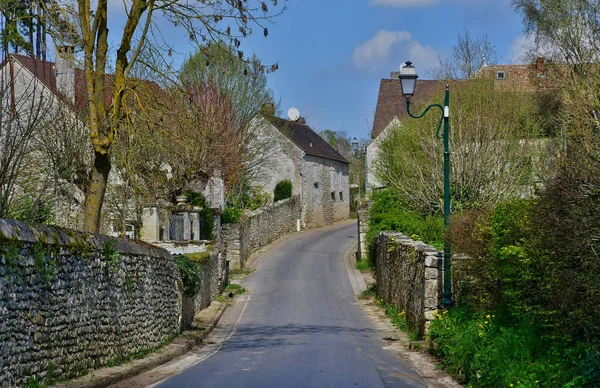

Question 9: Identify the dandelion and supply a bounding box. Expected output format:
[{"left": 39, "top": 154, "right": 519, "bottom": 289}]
[
  {"left": 479, "top": 324, "right": 483, "bottom": 328},
  {"left": 484, "top": 321, "right": 488, "bottom": 324},
  {"left": 510, "top": 385, "right": 513, "bottom": 387},
  {"left": 486, "top": 314, "right": 491, "bottom": 319}
]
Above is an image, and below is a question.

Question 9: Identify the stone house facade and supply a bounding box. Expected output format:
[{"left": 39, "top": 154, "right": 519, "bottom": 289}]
[{"left": 249, "top": 115, "right": 350, "bottom": 228}]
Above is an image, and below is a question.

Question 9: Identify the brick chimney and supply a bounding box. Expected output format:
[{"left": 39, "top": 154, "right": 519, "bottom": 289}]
[
  {"left": 535, "top": 57, "right": 545, "bottom": 76},
  {"left": 298, "top": 117, "right": 306, "bottom": 125},
  {"left": 55, "top": 46, "right": 75, "bottom": 103}
]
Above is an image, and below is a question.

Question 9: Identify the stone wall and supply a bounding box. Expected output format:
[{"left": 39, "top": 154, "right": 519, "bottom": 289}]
[
  {"left": 223, "top": 196, "right": 301, "bottom": 269},
  {"left": 374, "top": 232, "right": 443, "bottom": 338},
  {"left": 0, "top": 219, "right": 182, "bottom": 386},
  {"left": 195, "top": 250, "right": 225, "bottom": 311}
]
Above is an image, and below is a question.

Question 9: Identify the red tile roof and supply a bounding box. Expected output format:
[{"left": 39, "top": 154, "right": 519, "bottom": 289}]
[{"left": 371, "top": 78, "right": 445, "bottom": 139}]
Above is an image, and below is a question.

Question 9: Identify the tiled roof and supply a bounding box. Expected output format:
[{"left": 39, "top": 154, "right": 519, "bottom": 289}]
[
  {"left": 268, "top": 116, "right": 349, "bottom": 164},
  {"left": 371, "top": 78, "right": 444, "bottom": 139}
]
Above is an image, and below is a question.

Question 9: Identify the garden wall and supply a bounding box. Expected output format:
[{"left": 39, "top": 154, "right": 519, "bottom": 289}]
[
  {"left": 0, "top": 218, "right": 182, "bottom": 386},
  {"left": 223, "top": 196, "right": 301, "bottom": 268},
  {"left": 374, "top": 232, "right": 443, "bottom": 338}
]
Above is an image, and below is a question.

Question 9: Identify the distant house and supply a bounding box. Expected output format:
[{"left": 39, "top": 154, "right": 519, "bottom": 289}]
[
  {"left": 366, "top": 59, "right": 548, "bottom": 191},
  {"left": 249, "top": 115, "right": 350, "bottom": 228}
]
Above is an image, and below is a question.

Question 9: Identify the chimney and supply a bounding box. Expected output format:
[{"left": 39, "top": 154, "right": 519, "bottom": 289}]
[
  {"left": 55, "top": 46, "right": 75, "bottom": 103},
  {"left": 261, "top": 102, "right": 275, "bottom": 115},
  {"left": 535, "top": 57, "right": 545, "bottom": 76},
  {"left": 298, "top": 117, "right": 306, "bottom": 125},
  {"left": 390, "top": 71, "right": 400, "bottom": 79}
]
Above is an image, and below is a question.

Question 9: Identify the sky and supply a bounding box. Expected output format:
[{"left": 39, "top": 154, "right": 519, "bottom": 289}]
[{"left": 103, "top": 0, "right": 532, "bottom": 141}]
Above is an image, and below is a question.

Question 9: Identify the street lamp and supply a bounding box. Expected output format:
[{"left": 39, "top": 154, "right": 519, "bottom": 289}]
[
  {"left": 398, "top": 61, "right": 453, "bottom": 309},
  {"left": 351, "top": 137, "right": 366, "bottom": 159}
]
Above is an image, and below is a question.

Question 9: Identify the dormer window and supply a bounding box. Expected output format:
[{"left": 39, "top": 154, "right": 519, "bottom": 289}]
[{"left": 496, "top": 71, "right": 506, "bottom": 80}]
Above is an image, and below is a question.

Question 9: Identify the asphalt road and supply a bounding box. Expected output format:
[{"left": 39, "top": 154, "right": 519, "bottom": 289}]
[{"left": 156, "top": 222, "right": 425, "bottom": 388}]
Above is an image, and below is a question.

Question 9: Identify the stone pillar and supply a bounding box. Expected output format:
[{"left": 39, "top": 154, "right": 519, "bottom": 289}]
[
  {"left": 357, "top": 200, "right": 371, "bottom": 260},
  {"left": 140, "top": 206, "right": 160, "bottom": 242}
]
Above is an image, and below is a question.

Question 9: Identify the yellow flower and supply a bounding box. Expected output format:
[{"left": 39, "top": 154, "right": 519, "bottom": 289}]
[
  {"left": 443, "top": 310, "right": 448, "bottom": 314},
  {"left": 486, "top": 314, "right": 491, "bottom": 319},
  {"left": 510, "top": 385, "right": 513, "bottom": 387},
  {"left": 478, "top": 332, "right": 483, "bottom": 336},
  {"left": 478, "top": 324, "right": 483, "bottom": 328},
  {"left": 484, "top": 321, "right": 488, "bottom": 324}
]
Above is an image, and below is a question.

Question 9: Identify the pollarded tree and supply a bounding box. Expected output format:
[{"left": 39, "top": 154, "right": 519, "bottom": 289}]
[{"left": 44, "top": 0, "right": 287, "bottom": 233}]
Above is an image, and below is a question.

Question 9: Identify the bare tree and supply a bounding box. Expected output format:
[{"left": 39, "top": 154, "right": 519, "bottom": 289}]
[
  {"left": 0, "top": 58, "right": 53, "bottom": 218},
  {"left": 43, "top": 0, "right": 287, "bottom": 233},
  {"left": 429, "top": 29, "right": 499, "bottom": 80}
]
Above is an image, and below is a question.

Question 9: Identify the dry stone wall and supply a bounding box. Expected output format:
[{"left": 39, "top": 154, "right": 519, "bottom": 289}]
[
  {"left": 375, "top": 232, "right": 443, "bottom": 338},
  {"left": 0, "top": 219, "right": 182, "bottom": 387},
  {"left": 223, "top": 196, "right": 301, "bottom": 268}
]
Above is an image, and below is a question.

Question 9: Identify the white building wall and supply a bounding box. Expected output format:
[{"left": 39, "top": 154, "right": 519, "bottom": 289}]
[{"left": 366, "top": 118, "right": 399, "bottom": 193}]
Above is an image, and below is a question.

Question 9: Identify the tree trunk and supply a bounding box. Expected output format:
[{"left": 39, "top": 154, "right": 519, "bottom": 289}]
[{"left": 82, "top": 151, "right": 111, "bottom": 233}]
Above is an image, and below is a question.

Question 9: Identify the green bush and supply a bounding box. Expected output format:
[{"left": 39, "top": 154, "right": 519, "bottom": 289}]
[
  {"left": 273, "top": 179, "right": 292, "bottom": 202},
  {"left": 174, "top": 254, "right": 201, "bottom": 297},
  {"left": 429, "top": 307, "right": 600, "bottom": 387},
  {"left": 366, "top": 190, "right": 444, "bottom": 262},
  {"left": 222, "top": 206, "right": 244, "bottom": 224}
]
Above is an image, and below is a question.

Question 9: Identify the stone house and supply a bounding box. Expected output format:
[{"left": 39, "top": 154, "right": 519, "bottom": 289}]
[
  {"left": 0, "top": 50, "right": 225, "bottom": 238},
  {"left": 249, "top": 115, "right": 350, "bottom": 228},
  {"left": 366, "top": 58, "right": 548, "bottom": 192}
]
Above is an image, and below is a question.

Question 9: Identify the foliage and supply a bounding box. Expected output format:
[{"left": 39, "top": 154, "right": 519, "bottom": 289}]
[
  {"left": 222, "top": 206, "right": 244, "bottom": 224},
  {"left": 225, "top": 283, "right": 246, "bottom": 295},
  {"left": 175, "top": 254, "right": 202, "bottom": 297},
  {"left": 185, "top": 251, "right": 211, "bottom": 264},
  {"left": 47, "top": 0, "right": 287, "bottom": 232},
  {"left": 273, "top": 179, "right": 292, "bottom": 202},
  {"left": 375, "top": 298, "right": 419, "bottom": 341},
  {"left": 243, "top": 186, "right": 271, "bottom": 210},
  {"left": 375, "top": 78, "right": 541, "bottom": 215},
  {"left": 366, "top": 190, "right": 444, "bottom": 263},
  {"left": 6, "top": 197, "right": 55, "bottom": 225},
  {"left": 429, "top": 307, "right": 600, "bottom": 387}
]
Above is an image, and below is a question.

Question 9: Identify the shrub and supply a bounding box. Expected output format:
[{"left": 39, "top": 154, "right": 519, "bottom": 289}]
[
  {"left": 222, "top": 206, "right": 244, "bottom": 224},
  {"left": 366, "top": 190, "right": 444, "bottom": 262},
  {"left": 174, "top": 254, "right": 201, "bottom": 297},
  {"left": 245, "top": 186, "right": 271, "bottom": 210},
  {"left": 429, "top": 307, "right": 600, "bottom": 387},
  {"left": 273, "top": 179, "right": 292, "bottom": 202}
]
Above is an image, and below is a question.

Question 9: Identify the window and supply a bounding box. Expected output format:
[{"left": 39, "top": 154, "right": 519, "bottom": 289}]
[
  {"left": 496, "top": 71, "right": 506, "bottom": 80},
  {"left": 339, "top": 192, "right": 343, "bottom": 201},
  {"left": 331, "top": 192, "right": 336, "bottom": 201}
]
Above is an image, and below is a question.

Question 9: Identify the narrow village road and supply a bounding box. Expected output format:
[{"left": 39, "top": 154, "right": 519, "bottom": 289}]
[{"left": 155, "top": 222, "right": 425, "bottom": 387}]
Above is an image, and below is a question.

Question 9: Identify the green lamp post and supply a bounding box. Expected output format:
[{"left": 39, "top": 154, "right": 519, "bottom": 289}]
[{"left": 398, "top": 61, "right": 453, "bottom": 309}]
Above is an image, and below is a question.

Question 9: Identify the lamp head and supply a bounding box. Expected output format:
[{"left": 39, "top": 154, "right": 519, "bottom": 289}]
[
  {"left": 351, "top": 137, "right": 359, "bottom": 153},
  {"left": 399, "top": 61, "right": 418, "bottom": 98}
]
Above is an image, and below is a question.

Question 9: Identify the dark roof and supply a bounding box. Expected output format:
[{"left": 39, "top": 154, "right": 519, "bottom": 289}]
[
  {"left": 268, "top": 116, "right": 349, "bottom": 164},
  {"left": 372, "top": 78, "right": 444, "bottom": 139}
]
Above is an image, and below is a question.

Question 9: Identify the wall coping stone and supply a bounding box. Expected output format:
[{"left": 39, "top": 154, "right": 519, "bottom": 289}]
[{"left": 0, "top": 218, "right": 171, "bottom": 259}]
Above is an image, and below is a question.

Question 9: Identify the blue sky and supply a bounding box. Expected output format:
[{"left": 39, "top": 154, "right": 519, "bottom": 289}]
[{"left": 105, "top": 0, "right": 532, "bottom": 140}]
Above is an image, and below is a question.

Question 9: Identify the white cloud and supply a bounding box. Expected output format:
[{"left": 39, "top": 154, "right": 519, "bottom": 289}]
[
  {"left": 353, "top": 30, "right": 438, "bottom": 73},
  {"left": 509, "top": 34, "right": 535, "bottom": 64},
  {"left": 370, "top": 0, "right": 440, "bottom": 8}
]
